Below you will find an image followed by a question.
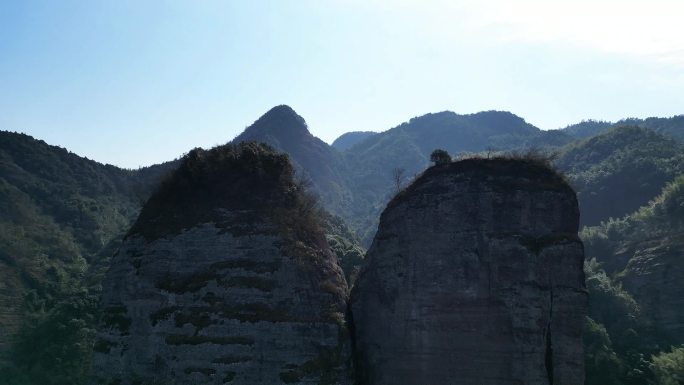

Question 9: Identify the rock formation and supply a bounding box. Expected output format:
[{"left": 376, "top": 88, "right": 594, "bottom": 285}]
[
  {"left": 351, "top": 158, "right": 587, "bottom": 385},
  {"left": 621, "top": 235, "right": 684, "bottom": 342},
  {"left": 91, "top": 142, "right": 352, "bottom": 385}
]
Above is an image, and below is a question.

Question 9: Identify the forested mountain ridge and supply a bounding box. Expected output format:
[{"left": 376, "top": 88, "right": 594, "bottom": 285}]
[
  {"left": 561, "top": 115, "right": 684, "bottom": 142},
  {"left": 0, "top": 131, "right": 180, "bottom": 384},
  {"left": 0, "top": 132, "right": 174, "bottom": 348},
  {"left": 344, "top": 110, "right": 563, "bottom": 160},
  {"left": 555, "top": 126, "right": 684, "bottom": 226}
]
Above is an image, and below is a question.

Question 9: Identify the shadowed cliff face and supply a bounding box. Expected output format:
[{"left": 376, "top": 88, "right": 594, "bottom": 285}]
[
  {"left": 91, "top": 142, "right": 352, "bottom": 385},
  {"left": 351, "top": 158, "right": 588, "bottom": 385},
  {"left": 621, "top": 234, "right": 684, "bottom": 341}
]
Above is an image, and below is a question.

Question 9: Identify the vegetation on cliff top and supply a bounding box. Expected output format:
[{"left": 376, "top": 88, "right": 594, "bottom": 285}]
[
  {"left": 127, "top": 141, "right": 341, "bottom": 272},
  {"left": 387, "top": 151, "right": 572, "bottom": 211},
  {"left": 129, "top": 141, "right": 298, "bottom": 240}
]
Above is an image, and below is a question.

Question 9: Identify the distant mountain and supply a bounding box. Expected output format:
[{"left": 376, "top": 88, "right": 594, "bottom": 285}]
[
  {"left": 624, "top": 115, "right": 684, "bottom": 142},
  {"left": 232, "top": 105, "right": 353, "bottom": 217},
  {"left": 555, "top": 126, "right": 684, "bottom": 226},
  {"left": 341, "top": 110, "right": 572, "bottom": 242},
  {"left": 560, "top": 120, "right": 614, "bottom": 139},
  {"left": 353, "top": 110, "right": 540, "bottom": 157},
  {"left": 231, "top": 108, "right": 585, "bottom": 244},
  {"left": 562, "top": 115, "right": 684, "bottom": 142},
  {"left": 331, "top": 131, "right": 377, "bottom": 151}
]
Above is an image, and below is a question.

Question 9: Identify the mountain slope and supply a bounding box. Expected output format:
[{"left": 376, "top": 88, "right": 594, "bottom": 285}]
[
  {"left": 555, "top": 126, "right": 684, "bottom": 226},
  {"left": 0, "top": 131, "right": 177, "bottom": 383},
  {"left": 562, "top": 115, "right": 684, "bottom": 142},
  {"left": 581, "top": 176, "right": 684, "bottom": 384},
  {"left": 349, "top": 110, "right": 541, "bottom": 157},
  {"left": 332, "top": 131, "right": 377, "bottom": 151},
  {"left": 560, "top": 120, "right": 614, "bottom": 139},
  {"left": 232, "top": 105, "right": 353, "bottom": 218},
  {"left": 583, "top": 175, "right": 684, "bottom": 337}
]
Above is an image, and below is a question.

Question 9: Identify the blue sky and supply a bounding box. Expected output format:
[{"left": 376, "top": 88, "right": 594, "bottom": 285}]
[{"left": 1, "top": 0, "right": 683, "bottom": 168}]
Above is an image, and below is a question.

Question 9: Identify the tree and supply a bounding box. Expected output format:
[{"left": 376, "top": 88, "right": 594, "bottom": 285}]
[
  {"left": 430, "top": 149, "right": 451, "bottom": 165},
  {"left": 391, "top": 167, "right": 406, "bottom": 192}
]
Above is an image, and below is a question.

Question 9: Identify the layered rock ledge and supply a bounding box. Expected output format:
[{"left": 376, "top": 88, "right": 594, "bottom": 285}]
[{"left": 91, "top": 142, "right": 352, "bottom": 385}]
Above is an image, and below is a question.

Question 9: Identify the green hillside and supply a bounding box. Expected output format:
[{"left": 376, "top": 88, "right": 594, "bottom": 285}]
[
  {"left": 583, "top": 175, "right": 684, "bottom": 385},
  {"left": 0, "top": 131, "right": 178, "bottom": 384},
  {"left": 562, "top": 115, "right": 684, "bottom": 142},
  {"left": 556, "top": 126, "right": 684, "bottom": 226}
]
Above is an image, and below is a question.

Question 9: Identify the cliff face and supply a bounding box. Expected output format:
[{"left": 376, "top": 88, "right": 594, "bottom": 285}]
[
  {"left": 92, "top": 142, "right": 352, "bottom": 385},
  {"left": 621, "top": 234, "right": 684, "bottom": 342},
  {"left": 351, "top": 158, "right": 587, "bottom": 385}
]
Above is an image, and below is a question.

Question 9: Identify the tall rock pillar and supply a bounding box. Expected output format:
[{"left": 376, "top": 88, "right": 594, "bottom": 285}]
[{"left": 351, "top": 158, "right": 587, "bottom": 385}]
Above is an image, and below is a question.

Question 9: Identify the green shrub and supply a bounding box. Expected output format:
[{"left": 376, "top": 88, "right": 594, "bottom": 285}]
[{"left": 652, "top": 347, "right": 684, "bottom": 385}]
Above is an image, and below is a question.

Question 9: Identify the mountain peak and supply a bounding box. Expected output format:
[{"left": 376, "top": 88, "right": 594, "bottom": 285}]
[
  {"left": 467, "top": 110, "right": 538, "bottom": 135},
  {"left": 242, "top": 105, "right": 310, "bottom": 139}
]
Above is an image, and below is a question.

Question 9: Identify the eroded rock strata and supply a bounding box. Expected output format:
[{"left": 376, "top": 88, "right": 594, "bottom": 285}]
[
  {"left": 92, "top": 142, "right": 352, "bottom": 385},
  {"left": 351, "top": 158, "right": 587, "bottom": 385}
]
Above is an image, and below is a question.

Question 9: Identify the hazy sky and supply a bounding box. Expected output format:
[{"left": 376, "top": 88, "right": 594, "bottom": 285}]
[{"left": 1, "top": 0, "right": 683, "bottom": 168}]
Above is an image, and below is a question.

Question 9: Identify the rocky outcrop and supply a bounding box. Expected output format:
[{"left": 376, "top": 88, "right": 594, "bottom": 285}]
[
  {"left": 351, "top": 158, "right": 587, "bottom": 385},
  {"left": 621, "top": 234, "right": 684, "bottom": 342},
  {"left": 583, "top": 175, "right": 684, "bottom": 344},
  {"left": 91, "top": 142, "right": 352, "bottom": 385}
]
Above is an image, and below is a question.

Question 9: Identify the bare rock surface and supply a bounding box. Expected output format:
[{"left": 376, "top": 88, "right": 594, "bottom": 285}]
[
  {"left": 350, "top": 158, "right": 587, "bottom": 385},
  {"left": 92, "top": 142, "right": 352, "bottom": 385}
]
